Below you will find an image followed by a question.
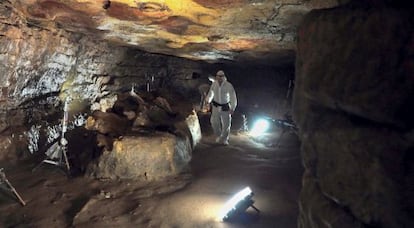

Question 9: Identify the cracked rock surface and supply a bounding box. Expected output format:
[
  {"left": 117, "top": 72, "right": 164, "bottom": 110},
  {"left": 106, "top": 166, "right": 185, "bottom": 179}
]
[{"left": 7, "top": 0, "right": 345, "bottom": 65}]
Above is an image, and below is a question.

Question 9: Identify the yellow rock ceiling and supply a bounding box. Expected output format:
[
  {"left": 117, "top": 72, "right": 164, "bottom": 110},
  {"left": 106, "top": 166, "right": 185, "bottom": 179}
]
[{"left": 13, "top": 0, "right": 343, "bottom": 65}]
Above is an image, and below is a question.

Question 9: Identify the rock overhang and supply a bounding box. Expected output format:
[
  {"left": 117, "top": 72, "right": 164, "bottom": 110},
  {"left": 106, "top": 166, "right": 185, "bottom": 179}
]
[{"left": 10, "top": 0, "right": 345, "bottom": 66}]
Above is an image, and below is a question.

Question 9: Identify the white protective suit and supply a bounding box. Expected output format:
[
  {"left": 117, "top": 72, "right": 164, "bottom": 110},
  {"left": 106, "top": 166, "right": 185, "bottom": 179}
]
[{"left": 206, "top": 76, "right": 237, "bottom": 144}]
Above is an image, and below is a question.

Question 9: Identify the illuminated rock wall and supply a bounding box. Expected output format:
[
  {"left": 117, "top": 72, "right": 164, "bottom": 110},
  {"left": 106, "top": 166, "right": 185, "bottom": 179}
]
[
  {"left": 0, "top": 1, "right": 208, "bottom": 163},
  {"left": 10, "top": 0, "right": 340, "bottom": 64},
  {"left": 0, "top": 1, "right": 209, "bottom": 128}
]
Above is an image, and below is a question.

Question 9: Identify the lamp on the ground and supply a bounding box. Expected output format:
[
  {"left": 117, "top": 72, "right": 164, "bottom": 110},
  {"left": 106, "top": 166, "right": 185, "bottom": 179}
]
[
  {"left": 218, "top": 187, "right": 260, "bottom": 222},
  {"left": 248, "top": 115, "right": 297, "bottom": 138},
  {"left": 249, "top": 118, "right": 271, "bottom": 137}
]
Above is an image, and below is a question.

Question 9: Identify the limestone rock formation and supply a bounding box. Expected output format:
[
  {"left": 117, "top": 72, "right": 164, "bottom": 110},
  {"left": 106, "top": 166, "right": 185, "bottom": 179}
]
[
  {"left": 0, "top": 0, "right": 223, "bottom": 181},
  {"left": 6, "top": 0, "right": 347, "bottom": 66},
  {"left": 85, "top": 90, "right": 200, "bottom": 180},
  {"left": 87, "top": 131, "right": 193, "bottom": 180},
  {"left": 293, "top": 3, "right": 414, "bottom": 228},
  {"left": 2, "top": 0, "right": 413, "bottom": 226}
]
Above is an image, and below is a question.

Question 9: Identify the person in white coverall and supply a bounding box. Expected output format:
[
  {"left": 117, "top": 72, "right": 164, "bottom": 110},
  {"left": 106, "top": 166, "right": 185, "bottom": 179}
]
[{"left": 205, "top": 70, "right": 237, "bottom": 145}]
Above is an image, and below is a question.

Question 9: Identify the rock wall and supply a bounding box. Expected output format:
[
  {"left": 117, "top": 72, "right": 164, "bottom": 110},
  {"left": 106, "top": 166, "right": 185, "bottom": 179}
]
[
  {"left": 0, "top": 0, "right": 208, "bottom": 166},
  {"left": 0, "top": 0, "right": 296, "bottom": 179},
  {"left": 0, "top": 0, "right": 210, "bottom": 129},
  {"left": 0, "top": 0, "right": 296, "bottom": 133},
  {"left": 293, "top": 2, "right": 414, "bottom": 228}
]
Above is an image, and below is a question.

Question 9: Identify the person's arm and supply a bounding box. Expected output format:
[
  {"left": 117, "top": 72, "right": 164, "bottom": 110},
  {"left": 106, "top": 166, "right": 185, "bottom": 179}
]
[
  {"left": 229, "top": 83, "right": 237, "bottom": 113},
  {"left": 205, "top": 83, "right": 215, "bottom": 103}
]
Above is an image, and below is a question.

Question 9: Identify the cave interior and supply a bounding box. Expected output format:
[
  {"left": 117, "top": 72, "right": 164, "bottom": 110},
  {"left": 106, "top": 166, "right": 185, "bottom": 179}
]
[{"left": 0, "top": 0, "right": 413, "bottom": 227}]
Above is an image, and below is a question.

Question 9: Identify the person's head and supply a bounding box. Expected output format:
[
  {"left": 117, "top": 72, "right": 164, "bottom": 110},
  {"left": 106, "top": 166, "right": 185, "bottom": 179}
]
[{"left": 215, "top": 70, "right": 226, "bottom": 84}]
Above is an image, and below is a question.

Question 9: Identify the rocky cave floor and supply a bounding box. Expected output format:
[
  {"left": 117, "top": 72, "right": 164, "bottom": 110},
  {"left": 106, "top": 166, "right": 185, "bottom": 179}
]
[{"left": 0, "top": 114, "right": 303, "bottom": 228}]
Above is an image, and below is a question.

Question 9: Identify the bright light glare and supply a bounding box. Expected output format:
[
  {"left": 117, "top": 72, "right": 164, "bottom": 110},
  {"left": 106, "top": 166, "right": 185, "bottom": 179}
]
[
  {"left": 249, "top": 118, "right": 270, "bottom": 137},
  {"left": 218, "top": 187, "right": 252, "bottom": 221}
]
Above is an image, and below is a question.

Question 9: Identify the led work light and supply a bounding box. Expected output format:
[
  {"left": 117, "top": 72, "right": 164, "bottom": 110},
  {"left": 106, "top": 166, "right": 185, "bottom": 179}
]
[
  {"left": 218, "top": 187, "right": 260, "bottom": 222},
  {"left": 249, "top": 118, "right": 271, "bottom": 137}
]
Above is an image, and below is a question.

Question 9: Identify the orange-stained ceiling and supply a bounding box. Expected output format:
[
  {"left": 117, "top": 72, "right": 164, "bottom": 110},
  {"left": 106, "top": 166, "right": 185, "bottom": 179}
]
[{"left": 13, "top": 0, "right": 344, "bottom": 65}]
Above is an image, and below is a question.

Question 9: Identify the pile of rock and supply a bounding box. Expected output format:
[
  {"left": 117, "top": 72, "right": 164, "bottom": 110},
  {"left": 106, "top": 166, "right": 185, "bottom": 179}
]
[{"left": 85, "top": 90, "right": 201, "bottom": 180}]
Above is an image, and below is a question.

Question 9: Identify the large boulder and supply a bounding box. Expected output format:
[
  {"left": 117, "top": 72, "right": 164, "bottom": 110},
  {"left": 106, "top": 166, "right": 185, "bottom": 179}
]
[
  {"left": 86, "top": 106, "right": 201, "bottom": 180},
  {"left": 87, "top": 131, "right": 192, "bottom": 180}
]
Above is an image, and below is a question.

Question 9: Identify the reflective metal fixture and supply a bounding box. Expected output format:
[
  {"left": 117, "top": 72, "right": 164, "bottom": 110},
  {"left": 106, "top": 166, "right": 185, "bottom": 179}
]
[{"left": 218, "top": 187, "right": 260, "bottom": 222}]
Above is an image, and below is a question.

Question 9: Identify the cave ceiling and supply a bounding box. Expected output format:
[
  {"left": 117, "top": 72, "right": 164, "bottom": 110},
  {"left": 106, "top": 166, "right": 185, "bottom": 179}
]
[{"left": 12, "top": 0, "right": 345, "bottom": 65}]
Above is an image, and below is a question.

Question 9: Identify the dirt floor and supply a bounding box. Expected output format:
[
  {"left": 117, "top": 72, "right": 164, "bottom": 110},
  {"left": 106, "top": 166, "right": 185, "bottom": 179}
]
[{"left": 0, "top": 115, "right": 303, "bottom": 228}]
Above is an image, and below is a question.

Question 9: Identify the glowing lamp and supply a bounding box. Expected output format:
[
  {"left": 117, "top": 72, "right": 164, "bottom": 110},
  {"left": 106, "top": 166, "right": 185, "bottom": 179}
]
[
  {"left": 218, "top": 187, "right": 260, "bottom": 222},
  {"left": 249, "top": 118, "right": 271, "bottom": 137}
]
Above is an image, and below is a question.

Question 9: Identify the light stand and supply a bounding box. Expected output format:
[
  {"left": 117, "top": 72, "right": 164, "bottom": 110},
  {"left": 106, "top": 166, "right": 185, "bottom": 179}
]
[
  {"left": 32, "top": 97, "right": 71, "bottom": 173},
  {"left": 0, "top": 168, "right": 26, "bottom": 206},
  {"left": 146, "top": 74, "right": 154, "bottom": 92}
]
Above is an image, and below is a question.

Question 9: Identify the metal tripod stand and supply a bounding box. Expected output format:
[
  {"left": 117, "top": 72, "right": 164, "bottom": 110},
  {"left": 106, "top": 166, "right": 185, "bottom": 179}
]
[
  {"left": 32, "top": 97, "right": 71, "bottom": 174},
  {"left": 0, "top": 168, "right": 26, "bottom": 206},
  {"left": 32, "top": 138, "right": 70, "bottom": 173}
]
